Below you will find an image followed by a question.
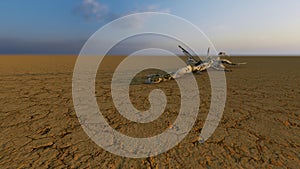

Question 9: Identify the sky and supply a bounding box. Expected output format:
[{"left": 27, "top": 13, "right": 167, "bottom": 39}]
[{"left": 0, "top": 0, "right": 300, "bottom": 55}]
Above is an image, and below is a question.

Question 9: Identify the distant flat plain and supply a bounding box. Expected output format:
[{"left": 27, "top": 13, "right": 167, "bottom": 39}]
[{"left": 0, "top": 55, "right": 299, "bottom": 168}]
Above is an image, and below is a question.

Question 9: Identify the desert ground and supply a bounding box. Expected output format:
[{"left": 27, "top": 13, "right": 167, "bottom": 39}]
[{"left": 0, "top": 55, "right": 299, "bottom": 168}]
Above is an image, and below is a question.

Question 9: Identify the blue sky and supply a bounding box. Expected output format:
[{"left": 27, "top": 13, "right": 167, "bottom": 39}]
[{"left": 1, "top": 0, "right": 300, "bottom": 55}]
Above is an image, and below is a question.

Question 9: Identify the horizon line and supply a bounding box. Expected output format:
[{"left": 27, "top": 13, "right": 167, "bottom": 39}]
[{"left": 1, "top": 54, "right": 300, "bottom": 57}]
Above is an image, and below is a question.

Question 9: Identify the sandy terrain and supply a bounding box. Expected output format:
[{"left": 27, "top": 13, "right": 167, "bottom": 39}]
[{"left": 0, "top": 55, "right": 299, "bottom": 168}]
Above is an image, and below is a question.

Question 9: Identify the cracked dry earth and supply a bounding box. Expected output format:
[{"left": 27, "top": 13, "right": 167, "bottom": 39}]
[{"left": 0, "top": 56, "right": 299, "bottom": 168}]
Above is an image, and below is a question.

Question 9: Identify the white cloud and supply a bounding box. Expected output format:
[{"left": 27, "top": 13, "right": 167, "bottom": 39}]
[
  {"left": 76, "top": 0, "right": 109, "bottom": 21},
  {"left": 75, "top": 1, "right": 171, "bottom": 29}
]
